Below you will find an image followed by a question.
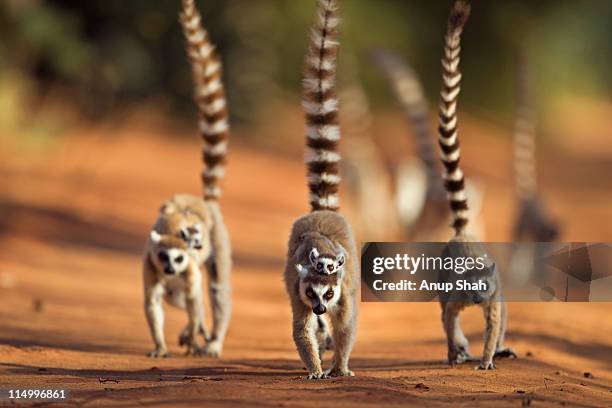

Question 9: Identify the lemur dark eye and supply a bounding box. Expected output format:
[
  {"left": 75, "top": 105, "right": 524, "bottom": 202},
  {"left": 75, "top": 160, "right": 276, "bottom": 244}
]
[
  {"left": 327, "top": 264, "right": 334, "bottom": 272},
  {"left": 179, "top": 229, "right": 189, "bottom": 241},
  {"left": 175, "top": 255, "right": 184, "bottom": 263},
  {"left": 158, "top": 252, "right": 169, "bottom": 262},
  {"left": 316, "top": 262, "right": 324, "bottom": 271},
  {"left": 306, "top": 289, "right": 315, "bottom": 298},
  {"left": 324, "top": 290, "right": 334, "bottom": 300}
]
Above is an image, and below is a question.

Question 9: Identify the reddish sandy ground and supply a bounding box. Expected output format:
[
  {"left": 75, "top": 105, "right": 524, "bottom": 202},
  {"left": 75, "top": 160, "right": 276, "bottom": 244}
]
[{"left": 0, "top": 113, "right": 611, "bottom": 407}]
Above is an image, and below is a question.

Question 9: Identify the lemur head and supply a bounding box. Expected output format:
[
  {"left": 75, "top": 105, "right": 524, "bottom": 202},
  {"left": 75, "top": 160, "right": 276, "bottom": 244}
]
[
  {"left": 178, "top": 224, "right": 204, "bottom": 250},
  {"left": 446, "top": 237, "right": 497, "bottom": 304},
  {"left": 293, "top": 234, "right": 347, "bottom": 314},
  {"left": 158, "top": 209, "right": 211, "bottom": 258},
  {"left": 300, "top": 246, "right": 346, "bottom": 276},
  {"left": 296, "top": 267, "right": 342, "bottom": 315},
  {"left": 149, "top": 230, "right": 191, "bottom": 276},
  {"left": 461, "top": 262, "right": 498, "bottom": 304}
]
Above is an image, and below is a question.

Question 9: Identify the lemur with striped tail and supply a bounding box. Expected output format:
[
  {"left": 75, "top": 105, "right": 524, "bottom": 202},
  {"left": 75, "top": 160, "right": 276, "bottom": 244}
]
[
  {"left": 142, "top": 0, "right": 232, "bottom": 358},
  {"left": 373, "top": 49, "right": 485, "bottom": 241},
  {"left": 512, "top": 52, "right": 559, "bottom": 243},
  {"left": 436, "top": 1, "right": 515, "bottom": 370},
  {"left": 284, "top": 0, "right": 358, "bottom": 380},
  {"left": 339, "top": 73, "right": 399, "bottom": 242}
]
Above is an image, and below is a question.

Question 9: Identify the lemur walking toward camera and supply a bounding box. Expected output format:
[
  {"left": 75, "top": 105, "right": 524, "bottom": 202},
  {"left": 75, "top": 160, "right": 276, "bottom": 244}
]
[
  {"left": 436, "top": 1, "right": 515, "bottom": 370},
  {"left": 284, "top": 0, "right": 358, "bottom": 380},
  {"left": 142, "top": 0, "right": 232, "bottom": 358},
  {"left": 512, "top": 52, "right": 559, "bottom": 243},
  {"left": 373, "top": 49, "right": 485, "bottom": 241}
]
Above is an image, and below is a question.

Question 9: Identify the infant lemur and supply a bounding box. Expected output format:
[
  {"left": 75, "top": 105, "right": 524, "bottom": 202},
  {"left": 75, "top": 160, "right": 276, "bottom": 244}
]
[
  {"left": 142, "top": 0, "right": 231, "bottom": 358},
  {"left": 435, "top": 1, "right": 515, "bottom": 370},
  {"left": 284, "top": 0, "right": 358, "bottom": 380}
]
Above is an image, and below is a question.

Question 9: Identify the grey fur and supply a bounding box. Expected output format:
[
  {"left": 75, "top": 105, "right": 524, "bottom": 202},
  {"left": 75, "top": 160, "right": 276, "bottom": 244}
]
[
  {"left": 435, "top": 2, "right": 514, "bottom": 370},
  {"left": 284, "top": 211, "right": 358, "bottom": 379},
  {"left": 143, "top": 194, "right": 231, "bottom": 358}
]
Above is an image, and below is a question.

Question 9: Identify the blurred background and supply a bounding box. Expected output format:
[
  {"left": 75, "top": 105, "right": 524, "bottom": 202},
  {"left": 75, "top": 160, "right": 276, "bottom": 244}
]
[
  {"left": 0, "top": 0, "right": 609, "bottom": 236},
  {"left": 0, "top": 1, "right": 611, "bottom": 402},
  {"left": 0, "top": 0, "right": 610, "bottom": 141}
]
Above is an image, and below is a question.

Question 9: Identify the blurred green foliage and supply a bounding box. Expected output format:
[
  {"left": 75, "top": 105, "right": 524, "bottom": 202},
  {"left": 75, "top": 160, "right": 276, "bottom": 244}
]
[{"left": 0, "top": 0, "right": 609, "bottom": 127}]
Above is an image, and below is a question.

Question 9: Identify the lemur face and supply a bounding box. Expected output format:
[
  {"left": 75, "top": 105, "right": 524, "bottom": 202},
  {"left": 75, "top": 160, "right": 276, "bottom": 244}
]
[
  {"left": 150, "top": 231, "right": 190, "bottom": 276},
  {"left": 178, "top": 224, "right": 204, "bottom": 251},
  {"left": 460, "top": 263, "right": 498, "bottom": 304},
  {"left": 296, "top": 266, "right": 341, "bottom": 315},
  {"left": 307, "top": 247, "right": 345, "bottom": 275}
]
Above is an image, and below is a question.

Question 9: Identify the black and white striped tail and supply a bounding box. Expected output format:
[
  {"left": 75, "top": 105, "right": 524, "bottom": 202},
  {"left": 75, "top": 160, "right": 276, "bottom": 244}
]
[
  {"left": 514, "top": 51, "right": 538, "bottom": 201},
  {"left": 437, "top": 1, "right": 471, "bottom": 236},
  {"left": 303, "top": 0, "right": 342, "bottom": 212},
  {"left": 180, "top": 0, "right": 230, "bottom": 201},
  {"left": 373, "top": 50, "right": 439, "bottom": 184}
]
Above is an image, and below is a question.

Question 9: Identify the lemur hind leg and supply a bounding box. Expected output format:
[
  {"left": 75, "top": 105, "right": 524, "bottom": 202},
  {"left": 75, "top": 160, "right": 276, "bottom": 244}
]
[
  {"left": 442, "top": 302, "right": 474, "bottom": 365},
  {"left": 493, "top": 301, "right": 517, "bottom": 359},
  {"left": 203, "top": 206, "right": 232, "bottom": 358},
  {"left": 172, "top": 284, "right": 209, "bottom": 348},
  {"left": 178, "top": 290, "right": 209, "bottom": 351},
  {"left": 326, "top": 295, "right": 357, "bottom": 377},
  {"left": 180, "top": 263, "right": 207, "bottom": 356}
]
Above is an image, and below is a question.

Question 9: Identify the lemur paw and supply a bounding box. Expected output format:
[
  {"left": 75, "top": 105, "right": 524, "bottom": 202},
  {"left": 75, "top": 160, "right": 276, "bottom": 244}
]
[
  {"left": 179, "top": 326, "right": 209, "bottom": 347},
  {"left": 147, "top": 349, "right": 170, "bottom": 358},
  {"left": 203, "top": 340, "right": 223, "bottom": 358},
  {"left": 448, "top": 349, "right": 473, "bottom": 366},
  {"left": 476, "top": 361, "right": 496, "bottom": 370},
  {"left": 178, "top": 331, "right": 190, "bottom": 347},
  {"left": 326, "top": 367, "right": 355, "bottom": 377},
  {"left": 184, "top": 345, "right": 204, "bottom": 357},
  {"left": 494, "top": 348, "right": 517, "bottom": 359},
  {"left": 306, "top": 372, "right": 328, "bottom": 380}
]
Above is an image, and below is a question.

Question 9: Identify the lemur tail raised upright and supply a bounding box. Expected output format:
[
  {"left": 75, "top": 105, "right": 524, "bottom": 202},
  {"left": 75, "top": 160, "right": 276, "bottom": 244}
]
[
  {"left": 512, "top": 51, "right": 559, "bottom": 242},
  {"left": 436, "top": 1, "right": 515, "bottom": 370},
  {"left": 284, "top": 0, "right": 358, "bottom": 380},
  {"left": 373, "top": 49, "right": 485, "bottom": 241},
  {"left": 142, "top": 0, "right": 232, "bottom": 358}
]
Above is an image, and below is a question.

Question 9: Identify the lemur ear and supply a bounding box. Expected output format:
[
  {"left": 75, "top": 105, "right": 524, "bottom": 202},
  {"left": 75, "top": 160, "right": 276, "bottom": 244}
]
[
  {"left": 187, "top": 224, "right": 201, "bottom": 235},
  {"left": 336, "top": 252, "right": 345, "bottom": 267},
  {"left": 295, "top": 264, "right": 308, "bottom": 279},
  {"left": 309, "top": 248, "right": 319, "bottom": 265},
  {"left": 179, "top": 228, "right": 190, "bottom": 242},
  {"left": 160, "top": 202, "right": 177, "bottom": 214},
  {"left": 335, "top": 244, "right": 347, "bottom": 266},
  {"left": 150, "top": 230, "right": 162, "bottom": 243}
]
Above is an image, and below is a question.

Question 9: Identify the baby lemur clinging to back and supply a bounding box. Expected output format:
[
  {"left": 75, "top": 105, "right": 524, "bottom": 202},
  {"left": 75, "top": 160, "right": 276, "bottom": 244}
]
[
  {"left": 142, "top": 0, "right": 231, "bottom": 358},
  {"left": 284, "top": 0, "right": 358, "bottom": 380},
  {"left": 436, "top": 1, "right": 515, "bottom": 370}
]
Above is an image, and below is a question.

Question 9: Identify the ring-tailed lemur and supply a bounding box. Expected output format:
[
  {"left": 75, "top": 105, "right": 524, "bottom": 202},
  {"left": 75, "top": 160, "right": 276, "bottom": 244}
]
[
  {"left": 435, "top": 1, "right": 515, "bottom": 370},
  {"left": 142, "top": 0, "right": 232, "bottom": 358},
  {"left": 372, "top": 49, "right": 485, "bottom": 241},
  {"left": 284, "top": 0, "right": 358, "bottom": 380},
  {"left": 340, "top": 77, "right": 399, "bottom": 242},
  {"left": 512, "top": 51, "right": 559, "bottom": 242}
]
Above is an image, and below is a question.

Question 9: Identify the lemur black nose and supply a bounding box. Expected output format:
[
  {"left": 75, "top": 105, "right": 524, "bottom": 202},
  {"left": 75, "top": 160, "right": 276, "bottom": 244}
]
[
  {"left": 164, "top": 266, "right": 175, "bottom": 275},
  {"left": 313, "top": 305, "right": 326, "bottom": 315}
]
